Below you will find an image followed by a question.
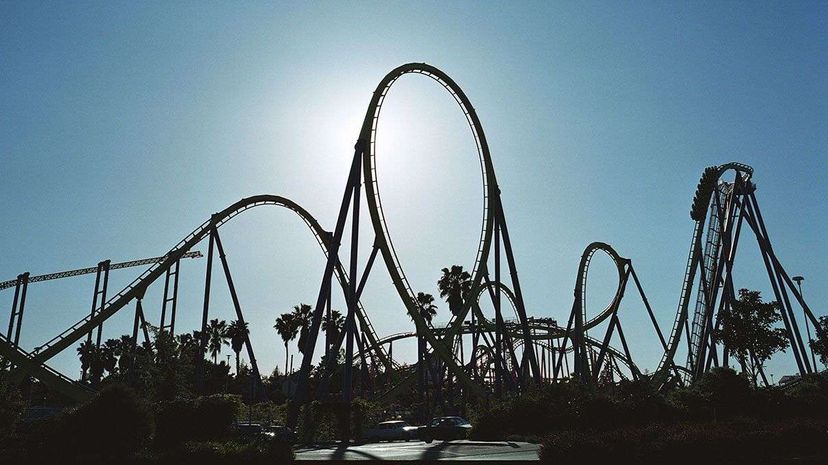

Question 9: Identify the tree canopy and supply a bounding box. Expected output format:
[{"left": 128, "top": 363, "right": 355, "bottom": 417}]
[{"left": 713, "top": 289, "right": 789, "bottom": 387}]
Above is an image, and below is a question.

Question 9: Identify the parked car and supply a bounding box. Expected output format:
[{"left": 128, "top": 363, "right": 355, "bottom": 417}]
[
  {"left": 417, "top": 416, "right": 472, "bottom": 443},
  {"left": 264, "top": 424, "right": 297, "bottom": 443},
  {"left": 362, "top": 420, "right": 419, "bottom": 442},
  {"left": 233, "top": 422, "right": 296, "bottom": 443}
]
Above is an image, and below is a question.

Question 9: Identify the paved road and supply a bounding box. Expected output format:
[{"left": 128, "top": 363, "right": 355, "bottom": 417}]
[{"left": 295, "top": 440, "right": 540, "bottom": 461}]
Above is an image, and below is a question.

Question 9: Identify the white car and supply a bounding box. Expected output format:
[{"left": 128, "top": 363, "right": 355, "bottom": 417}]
[{"left": 362, "top": 420, "right": 419, "bottom": 442}]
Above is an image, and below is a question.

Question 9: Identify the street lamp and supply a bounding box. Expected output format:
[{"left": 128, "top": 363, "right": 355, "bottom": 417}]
[
  {"left": 225, "top": 354, "right": 232, "bottom": 393},
  {"left": 792, "top": 276, "right": 817, "bottom": 370}
]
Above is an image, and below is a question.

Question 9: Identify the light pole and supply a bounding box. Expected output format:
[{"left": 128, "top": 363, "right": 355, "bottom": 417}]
[
  {"left": 225, "top": 354, "right": 232, "bottom": 393},
  {"left": 792, "top": 276, "right": 817, "bottom": 370}
]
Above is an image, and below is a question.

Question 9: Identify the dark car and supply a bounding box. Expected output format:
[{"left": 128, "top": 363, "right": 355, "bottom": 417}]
[{"left": 417, "top": 416, "right": 472, "bottom": 443}]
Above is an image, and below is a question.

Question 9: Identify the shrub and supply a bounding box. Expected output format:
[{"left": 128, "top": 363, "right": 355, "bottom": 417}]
[
  {"left": 0, "top": 376, "right": 24, "bottom": 442},
  {"left": 539, "top": 418, "right": 828, "bottom": 464},
  {"left": 155, "top": 394, "right": 241, "bottom": 448},
  {"left": 783, "top": 373, "right": 828, "bottom": 418},
  {"left": 168, "top": 438, "right": 294, "bottom": 465},
  {"left": 692, "top": 367, "right": 752, "bottom": 419},
  {"left": 22, "top": 384, "right": 154, "bottom": 462}
]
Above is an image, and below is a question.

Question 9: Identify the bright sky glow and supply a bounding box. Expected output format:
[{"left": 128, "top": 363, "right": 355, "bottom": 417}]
[{"left": 1, "top": 2, "right": 826, "bottom": 380}]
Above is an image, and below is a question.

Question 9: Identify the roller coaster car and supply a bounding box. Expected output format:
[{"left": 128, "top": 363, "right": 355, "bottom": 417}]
[{"left": 417, "top": 416, "right": 472, "bottom": 443}]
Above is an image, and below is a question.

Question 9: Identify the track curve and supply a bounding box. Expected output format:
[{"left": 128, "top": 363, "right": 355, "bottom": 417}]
[
  {"left": 654, "top": 163, "right": 754, "bottom": 382},
  {"left": 575, "top": 242, "right": 628, "bottom": 331},
  {"left": 358, "top": 63, "right": 500, "bottom": 397},
  {"left": 8, "top": 194, "right": 391, "bottom": 391}
]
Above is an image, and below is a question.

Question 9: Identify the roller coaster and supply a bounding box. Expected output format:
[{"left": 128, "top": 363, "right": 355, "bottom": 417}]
[{"left": 1, "top": 64, "right": 824, "bottom": 422}]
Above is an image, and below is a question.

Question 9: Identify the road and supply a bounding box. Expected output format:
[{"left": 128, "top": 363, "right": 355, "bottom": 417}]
[{"left": 295, "top": 439, "right": 540, "bottom": 461}]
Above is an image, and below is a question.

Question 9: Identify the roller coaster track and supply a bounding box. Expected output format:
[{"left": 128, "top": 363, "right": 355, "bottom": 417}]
[
  {"left": 6, "top": 58, "right": 821, "bottom": 407},
  {"left": 349, "top": 63, "right": 539, "bottom": 400},
  {"left": 0, "top": 333, "right": 93, "bottom": 402},
  {"left": 4, "top": 195, "right": 391, "bottom": 394},
  {"left": 577, "top": 242, "right": 628, "bottom": 331},
  {"left": 654, "top": 163, "right": 754, "bottom": 383},
  {"left": 362, "top": 322, "right": 640, "bottom": 380},
  {"left": 360, "top": 65, "right": 494, "bottom": 369}
]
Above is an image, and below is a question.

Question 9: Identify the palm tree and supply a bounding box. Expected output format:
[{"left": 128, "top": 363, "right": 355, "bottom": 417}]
[
  {"left": 415, "top": 292, "right": 438, "bottom": 324},
  {"left": 101, "top": 338, "right": 120, "bottom": 376},
  {"left": 437, "top": 265, "right": 472, "bottom": 317},
  {"left": 292, "top": 303, "right": 313, "bottom": 355},
  {"left": 322, "top": 309, "right": 346, "bottom": 347},
  {"left": 117, "top": 335, "right": 134, "bottom": 374},
  {"left": 206, "top": 318, "right": 228, "bottom": 364},
  {"left": 274, "top": 313, "right": 299, "bottom": 374},
  {"left": 77, "top": 340, "right": 95, "bottom": 381},
  {"left": 413, "top": 292, "right": 438, "bottom": 397},
  {"left": 226, "top": 319, "right": 250, "bottom": 375}
]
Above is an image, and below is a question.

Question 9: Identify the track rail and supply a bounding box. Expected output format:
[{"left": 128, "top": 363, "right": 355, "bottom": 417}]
[
  {"left": 358, "top": 63, "right": 502, "bottom": 398},
  {"left": 0, "top": 333, "right": 93, "bottom": 402},
  {"left": 575, "top": 242, "right": 628, "bottom": 331},
  {"left": 6, "top": 195, "right": 391, "bottom": 391},
  {"left": 653, "top": 163, "right": 753, "bottom": 381}
]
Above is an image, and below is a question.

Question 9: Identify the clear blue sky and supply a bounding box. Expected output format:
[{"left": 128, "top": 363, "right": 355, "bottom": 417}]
[{"left": 1, "top": 1, "right": 826, "bottom": 380}]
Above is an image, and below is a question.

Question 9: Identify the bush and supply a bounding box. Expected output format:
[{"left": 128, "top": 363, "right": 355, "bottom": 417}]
[
  {"left": 0, "top": 375, "right": 24, "bottom": 442},
  {"left": 692, "top": 367, "right": 752, "bottom": 419},
  {"left": 17, "top": 384, "right": 154, "bottom": 462},
  {"left": 155, "top": 394, "right": 241, "bottom": 448},
  {"left": 539, "top": 418, "right": 828, "bottom": 464},
  {"left": 783, "top": 373, "right": 828, "bottom": 418},
  {"left": 166, "top": 438, "right": 294, "bottom": 465}
]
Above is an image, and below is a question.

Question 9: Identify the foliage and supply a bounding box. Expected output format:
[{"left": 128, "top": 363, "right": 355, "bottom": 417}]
[
  {"left": 713, "top": 289, "right": 789, "bottom": 387},
  {"left": 169, "top": 438, "right": 294, "bottom": 465},
  {"left": 0, "top": 370, "right": 24, "bottom": 442},
  {"left": 290, "top": 398, "right": 380, "bottom": 443},
  {"left": 226, "top": 319, "right": 249, "bottom": 375},
  {"left": 783, "top": 373, "right": 828, "bottom": 418},
  {"left": 322, "top": 309, "right": 345, "bottom": 345},
  {"left": 414, "top": 292, "right": 438, "bottom": 324},
  {"left": 20, "top": 384, "right": 155, "bottom": 462},
  {"left": 539, "top": 418, "right": 828, "bottom": 464},
  {"left": 155, "top": 394, "right": 242, "bottom": 448},
  {"left": 690, "top": 367, "right": 753, "bottom": 419},
  {"left": 274, "top": 312, "right": 299, "bottom": 374},
  {"left": 292, "top": 304, "right": 313, "bottom": 355},
  {"left": 207, "top": 319, "right": 229, "bottom": 363},
  {"left": 810, "top": 315, "right": 828, "bottom": 366},
  {"left": 437, "top": 265, "right": 472, "bottom": 316}
]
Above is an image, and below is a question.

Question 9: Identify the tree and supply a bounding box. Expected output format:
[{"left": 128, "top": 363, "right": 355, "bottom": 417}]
[
  {"left": 415, "top": 292, "right": 438, "bottom": 324},
  {"left": 810, "top": 316, "right": 828, "bottom": 367},
  {"left": 116, "top": 335, "right": 135, "bottom": 374},
  {"left": 77, "top": 340, "right": 95, "bottom": 382},
  {"left": 713, "top": 289, "right": 789, "bottom": 387},
  {"left": 438, "top": 265, "right": 472, "bottom": 317},
  {"left": 322, "top": 309, "right": 346, "bottom": 346},
  {"left": 292, "top": 303, "right": 313, "bottom": 355},
  {"left": 274, "top": 313, "right": 299, "bottom": 374},
  {"left": 206, "top": 318, "right": 228, "bottom": 364},
  {"left": 101, "top": 338, "right": 121, "bottom": 376},
  {"left": 226, "top": 319, "right": 250, "bottom": 375},
  {"left": 413, "top": 292, "right": 438, "bottom": 397}
]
